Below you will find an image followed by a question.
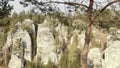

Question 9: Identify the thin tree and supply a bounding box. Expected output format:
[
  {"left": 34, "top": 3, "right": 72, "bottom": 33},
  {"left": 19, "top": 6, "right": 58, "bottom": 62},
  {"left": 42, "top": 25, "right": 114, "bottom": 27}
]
[{"left": 20, "top": 0, "right": 120, "bottom": 68}]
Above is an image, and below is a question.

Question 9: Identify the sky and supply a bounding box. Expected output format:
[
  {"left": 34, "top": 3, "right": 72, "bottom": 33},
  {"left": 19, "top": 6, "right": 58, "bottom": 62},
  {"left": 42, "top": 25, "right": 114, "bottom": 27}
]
[
  {"left": 9, "top": 0, "right": 70, "bottom": 14},
  {"left": 9, "top": 0, "right": 119, "bottom": 14},
  {"left": 9, "top": 0, "right": 31, "bottom": 14}
]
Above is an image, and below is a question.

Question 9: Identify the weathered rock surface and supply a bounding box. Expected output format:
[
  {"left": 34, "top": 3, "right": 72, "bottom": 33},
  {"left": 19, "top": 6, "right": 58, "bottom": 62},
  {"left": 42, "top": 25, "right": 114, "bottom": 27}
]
[
  {"left": 87, "top": 48, "right": 102, "bottom": 68},
  {"left": 4, "top": 18, "right": 119, "bottom": 68},
  {"left": 36, "top": 18, "right": 57, "bottom": 64},
  {"left": 22, "top": 19, "right": 35, "bottom": 34},
  {"left": 8, "top": 54, "right": 23, "bottom": 68},
  {"left": 102, "top": 28, "right": 120, "bottom": 68},
  {"left": 103, "top": 41, "right": 120, "bottom": 68},
  {"left": 3, "top": 22, "right": 32, "bottom": 68},
  {"left": 12, "top": 22, "right": 32, "bottom": 61}
]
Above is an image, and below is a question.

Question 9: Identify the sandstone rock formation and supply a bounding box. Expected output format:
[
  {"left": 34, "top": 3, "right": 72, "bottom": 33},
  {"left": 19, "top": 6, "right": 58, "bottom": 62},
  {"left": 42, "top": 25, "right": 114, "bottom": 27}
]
[
  {"left": 3, "top": 18, "right": 120, "bottom": 68},
  {"left": 8, "top": 54, "right": 24, "bottom": 68},
  {"left": 3, "top": 20, "right": 35, "bottom": 68},
  {"left": 22, "top": 19, "right": 35, "bottom": 34},
  {"left": 87, "top": 48, "right": 102, "bottom": 68},
  {"left": 36, "top": 18, "right": 58, "bottom": 64},
  {"left": 102, "top": 28, "right": 120, "bottom": 68},
  {"left": 102, "top": 41, "right": 120, "bottom": 68},
  {"left": 8, "top": 23, "right": 32, "bottom": 68}
]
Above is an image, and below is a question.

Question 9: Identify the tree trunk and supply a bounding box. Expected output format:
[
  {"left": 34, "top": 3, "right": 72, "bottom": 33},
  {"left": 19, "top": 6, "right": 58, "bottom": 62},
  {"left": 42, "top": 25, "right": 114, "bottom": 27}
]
[
  {"left": 81, "top": 21, "right": 92, "bottom": 68},
  {"left": 81, "top": 0, "right": 94, "bottom": 67}
]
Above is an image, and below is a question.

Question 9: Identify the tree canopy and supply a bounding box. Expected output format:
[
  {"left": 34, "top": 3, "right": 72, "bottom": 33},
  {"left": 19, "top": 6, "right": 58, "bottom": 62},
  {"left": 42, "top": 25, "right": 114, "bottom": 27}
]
[{"left": 0, "top": 0, "right": 13, "bottom": 19}]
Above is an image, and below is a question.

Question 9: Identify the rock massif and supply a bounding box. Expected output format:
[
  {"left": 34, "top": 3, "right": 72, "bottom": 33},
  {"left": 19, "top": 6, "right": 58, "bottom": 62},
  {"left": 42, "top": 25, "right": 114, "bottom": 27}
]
[{"left": 2, "top": 18, "right": 120, "bottom": 68}]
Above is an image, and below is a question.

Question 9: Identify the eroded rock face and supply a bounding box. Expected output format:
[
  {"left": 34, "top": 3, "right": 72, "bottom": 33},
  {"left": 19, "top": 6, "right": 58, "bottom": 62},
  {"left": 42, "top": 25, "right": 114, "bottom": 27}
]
[
  {"left": 102, "top": 28, "right": 120, "bottom": 68},
  {"left": 36, "top": 18, "right": 57, "bottom": 64},
  {"left": 8, "top": 54, "right": 23, "bottom": 68},
  {"left": 87, "top": 48, "right": 102, "bottom": 68},
  {"left": 77, "top": 31, "right": 85, "bottom": 50},
  {"left": 103, "top": 41, "right": 120, "bottom": 68},
  {"left": 12, "top": 22, "right": 32, "bottom": 61},
  {"left": 3, "top": 22, "right": 32, "bottom": 68},
  {"left": 22, "top": 19, "right": 35, "bottom": 34},
  {"left": 55, "top": 24, "right": 68, "bottom": 45}
]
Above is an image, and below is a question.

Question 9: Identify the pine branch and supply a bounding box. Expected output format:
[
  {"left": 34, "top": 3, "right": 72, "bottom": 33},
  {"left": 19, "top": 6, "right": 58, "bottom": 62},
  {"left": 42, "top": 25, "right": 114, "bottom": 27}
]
[
  {"left": 93, "top": 0, "right": 120, "bottom": 21},
  {"left": 100, "top": 0, "right": 120, "bottom": 13},
  {"left": 31, "top": 1, "right": 88, "bottom": 8}
]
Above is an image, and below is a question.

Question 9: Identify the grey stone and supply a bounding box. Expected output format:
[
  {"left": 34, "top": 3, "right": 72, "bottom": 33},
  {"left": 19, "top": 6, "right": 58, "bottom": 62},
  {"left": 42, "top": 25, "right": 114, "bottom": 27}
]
[
  {"left": 3, "top": 22, "right": 32, "bottom": 68},
  {"left": 8, "top": 54, "right": 23, "bottom": 68},
  {"left": 88, "top": 48, "right": 102, "bottom": 68},
  {"left": 103, "top": 41, "right": 120, "bottom": 68},
  {"left": 36, "top": 23, "right": 57, "bottom": 64},
  {"left": 22, "top": 19, "right": 35, "bottom": 34}
]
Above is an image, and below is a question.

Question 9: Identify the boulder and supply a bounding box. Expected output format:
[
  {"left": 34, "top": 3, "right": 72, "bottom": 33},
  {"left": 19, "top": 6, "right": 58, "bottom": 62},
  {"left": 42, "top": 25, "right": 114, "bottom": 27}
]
[
  {"left": 102, "top": 28, "right": 120, "bottom": 68},
  {"left": 103, "top": 41, "right": 120, "bottom": 68},
  {"left": 108, "top": 27, "right": 120, "bottom": 41},
  {"left": 116, "top": 30, "right": 120, "bottom": 39},
  {"left": 87, "top": 48, "right": 102, "bottom": 68},
  {"left": 8, "top": 54, "right": 23, "bottom": 68}
]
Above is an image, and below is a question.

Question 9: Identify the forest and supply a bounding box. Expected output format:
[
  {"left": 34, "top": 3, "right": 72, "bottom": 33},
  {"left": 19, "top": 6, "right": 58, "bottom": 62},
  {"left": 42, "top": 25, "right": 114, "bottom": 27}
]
[{"left": 0, "top": 0, "right": 120, "bottom": 68}]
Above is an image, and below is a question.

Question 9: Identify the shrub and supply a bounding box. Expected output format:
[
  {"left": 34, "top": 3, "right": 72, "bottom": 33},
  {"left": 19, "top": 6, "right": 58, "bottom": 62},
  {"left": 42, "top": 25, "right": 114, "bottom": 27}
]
[
  {"left": 25, "top": 61, "right": 40, "bottom": 68},
  {"left": 59, "top": 49, "right": 68, "bottom": 68}
]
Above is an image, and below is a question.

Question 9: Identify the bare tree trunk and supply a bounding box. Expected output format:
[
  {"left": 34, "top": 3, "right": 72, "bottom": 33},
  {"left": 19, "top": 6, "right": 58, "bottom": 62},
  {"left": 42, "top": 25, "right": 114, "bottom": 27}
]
[
  {"left": 81, "top": 0, "right": 94, "bottom": 68},
  {"left": 81, "top": 21, "right": 92, "bottom": 68}
]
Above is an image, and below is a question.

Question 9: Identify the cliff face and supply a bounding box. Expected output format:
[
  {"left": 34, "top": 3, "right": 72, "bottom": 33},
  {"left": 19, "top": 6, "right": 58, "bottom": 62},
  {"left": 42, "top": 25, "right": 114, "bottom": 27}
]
[
  {"left": 3, "top": 20, "right": 34, "bottom": 68},
  {"left": 2, "top": 18, "right": 120, "bottom": 68},
  {"left": 102, "top": 28, "right": 120, "bottom": 68},
  {"left": 36, "top": 18, "right": 58, "bottom": 64}
]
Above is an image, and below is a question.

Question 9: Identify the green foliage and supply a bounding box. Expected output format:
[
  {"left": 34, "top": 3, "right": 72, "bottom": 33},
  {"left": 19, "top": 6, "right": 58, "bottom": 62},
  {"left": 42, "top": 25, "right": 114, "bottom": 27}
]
[
  {"left": 18, "top": 11, "right": 26, "bottom": 22},
  {"left": 59, "top": 48, "right": 81, "bottom": 68},
  {"left": 68, "top": 52, "right": 81, "bottom": 68},
  {"left": 59, "top": 49, "right": 68, "bottom": 68},
  {"left": 10, "top": 11, "right": 45, "bottom": 27},
  {"left": 0, "top": 35, "right": 5, "bottom": 48},
  {"left": 25, "top": 60, "right": 57, "bottom": 68},
  {"left": 0, "top": 0, "right": 13, "bottom": 19},
  {"left": 40, "top": 60, "right": 57, "bottom": 68},
  {"left": 68, "top": 34, "right": 81, "bottom": 68},
  {"left": 91, "top": 39, "right": 102, "bottom": 48},
  {"left": 94, "top": 9, "right": 120, "bottom": 31},
  {"left": 0, "top": 16, "right": 10, "bottom": 26},
  {"left": 68, "top": 33, "right": 78, "bottom": 61},
  {"left": 25, "top": 61, "right": 40, "bottom": 68},
  {"left": 0, "top": 58, "right": 4, "bottom": 66},
  {"left": 12, "top": 38, "right": 23, "bottom": 56},
  {"left": 0, "top": 27, "right": 9, "bottom": 51}
]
